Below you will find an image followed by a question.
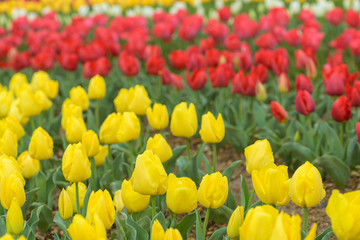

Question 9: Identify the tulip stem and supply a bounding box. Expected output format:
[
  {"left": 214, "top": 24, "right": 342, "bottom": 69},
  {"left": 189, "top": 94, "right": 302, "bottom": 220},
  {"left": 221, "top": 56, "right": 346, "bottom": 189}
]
[
  {"left": 90, "top": 157, "right": 97, "bottom": 190},
  {"left": 248, "top": 189, "right": 255, "bottom": 209},
  {"left": 307, "top": 117, "right": 313, "bottom": 138},
  {"left": 108, "top": 144, "right": 112, "bottom": 162},
  {"left": 186, "top": 138, "right": 191, "bottom": 161},
  {"left": 151, "top": 196, "right": 156, "bottom": 218},
  {"left": 303, "top": 206, "right": 308, "bottom": 234},
  {"left": 128, "top": 141, "right": 134, "bottom": 172},
  {"left": 340, "top": 123, "right": 344, "bottom": 145},
  {"left": 95, "top": 100, "right": 100, "bottom": 129},
  {"left": 202, "top": 208, "right": 210, "bottom": 238},
  {"left": 212, "top": 144, "right": 217, "bottom": 172},
  {"left": 75, "top": 182, "right": 81, "bottom": 215},
  {"left": 31, "top": 117, "right": 36, "bottom": 132}
]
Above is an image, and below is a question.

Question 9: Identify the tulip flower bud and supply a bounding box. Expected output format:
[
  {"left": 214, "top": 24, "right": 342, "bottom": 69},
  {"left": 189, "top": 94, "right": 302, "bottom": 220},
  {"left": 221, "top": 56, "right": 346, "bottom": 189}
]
[
  {"left": 0, "top": 174, "right": 26, "bottom": 209},
  {"left": 278, "top": 73, "right": 291, "bottom": 94},
  {"left": 146, "top": 103, "right": 169, "bottom": 130},
  {"left": 198, "top": 172, "right": 228, "bottom": 209},
  {"left": 295, "top": 90, "right": 316, "bottom": 116},
  {"left": 170, "top": 102, "right": 198, "bottom": 138},
  {"left": 199, "top": 112, "right": 225, "bottom": 143},
  {"left": 61, "top": 99, "right": 82, "bottom": 129},
  {"left": 65, "top": 116, "right": 87, "bottom": 143},
  {"left": 269, "top": 212, "right": 302, "bottom": 240},
  {"left": 70, "top": 86, "right": 89, "bottom": 111},
  {"left": 62, "top": 143, "right": 91, "bottom": 182},
  {"left": 240, "top": 205, "right": 279, "bottom": 239},
  {"left": 0, "top": 116, "right": 24, "bottom": 141},
  {"left": 0, "top": 155, "right": 25, "bottom": 185},
  {"left": 166, "top": 173, "right": 197, "bottom": 214},
  {"left": 121, "top": 179, "right": 150, "bottom": 213},
  {"left": 132, "top": 150, "right": 168, "bottom": 195},
  {"left": 0, "top": 129, "right": 18, "bottom": 158},
  {"left": 8, "top": 99, "right": 29, "bottom": 125},
  {"left": 289, "top": 161, "right": 326, "bottom": 207},
  {"left": 114, "top": 85, "right": 152, "bottom": 115},
  {"left": 252, "top": 163, "right": 290, "bottom": 206},
  {"left": 18, "top": 89, "right": 42, "bottom": 117},
  {"left": 17, "top": 151, "right": 40, "bottom": 179},
  {"left": 82, "top": 130, "right": 100, "bottom": 157},
  {"left": 269, "top": 101, "right": 288, "bottom": 123},
  {"left": 86, "top": 189, "right": 115, "bottom": 229},
  {"left": 164, "top": 228, "right": 183, "bottom": 240},
  {"left": 256, "top": 82, "right": 267, "bottom": 102},
  {"left": 67, "top": 182, "right": 87, "bottom": 212},
  {"left": 9, "top": 73, "right": 27, "bottom": 96},
  {"left": 88, "top": 75, "right": 106, "bottom": 100},
  {"left": 29, "top": 127, "right": 54, "bottom": 160},
  {"left": 59, "top": 188, "right": 74, "bottom": 220},
  {"left": 68, "top": 214, "right": 96, "bottom": 240},
  {"left": 0, "top": 89, "right": 14, "bottom": 118},
  {"left": 295, "top": 74, "right": 313, "bottom": 93},
  {"left": 227, "top": 206, "right": 244, "bottom": 239},
  {"left": 117, "top": 112, "right": 141, "bottom": 143},
  {"left": 35, "top": 90, "right": 52, "bottom": 111},
  {"left": 113, "top": 190, "right": 124, "bottom": 212},
  {"left": 151, "top": 219, "right": 165, "bottom": 240},
  {"left": 6, "top": 199, "right": 24, "bottom": 236},
  {"left": 306, "top": 58, "right": 317, "bottom": 79},
  {"left": 330, "top": 96, "right": 352, "bottom": 122},
  {"left": 244, "top": 139, "right": 274, "bottom": 175},
  {"left": 146, "top": 134, "right": 173, "bottom": 163},
  {"left": 294, "top": 131, "right": 300, "bottom": 142},
  {"left": 305, "top": 224, "right": 317, "bottom": 240},
  {"left": 99, "top": 112, "right": 122, "bottom": 144},
  {"left": 94, "top": 145, "right": 108, "bottom": 167}
]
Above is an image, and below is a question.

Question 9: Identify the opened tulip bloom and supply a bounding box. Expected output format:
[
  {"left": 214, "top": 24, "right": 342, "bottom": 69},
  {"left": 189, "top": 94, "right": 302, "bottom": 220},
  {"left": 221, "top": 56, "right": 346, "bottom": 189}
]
[
  {"left": 199, "top": 112, "right": 225, "bottom": 143},
  {"left": 86, "top": 189, "right": 115, "bottom": 229},
  {"left": 17, "top": 151, "right": 40, "bottom": 179},
  {"left": 28, "top": 127, "right": 53, "bottom": 160},
  {"left": 6, "top": 199, "right": 24, "bottom": 236},
  {"left": 121, "top": 179, "right": 150, "bottom": 213},
  {"left": 146, "top": 103, "right": 169, "bottom": 130},
  {"left": 59, "top": 188, "right": 74, "bottom": 220},
  {"left": 151, "top": 219, "right": 165, "bottom": 240},
  {"left": 170, "top": 102, "right": 198, "bottom": 138},
  {"left": 244, "top": 139, "right": 274, "bottom": 174},
  {"left": 146, "top": 134, "right": 173, "bottom": 163},
  {"left": 62, "top": 143, "right": 91, "bottom": 182},
  {"left": 227, "top": 206, "right": 244, "bottom": 239}
]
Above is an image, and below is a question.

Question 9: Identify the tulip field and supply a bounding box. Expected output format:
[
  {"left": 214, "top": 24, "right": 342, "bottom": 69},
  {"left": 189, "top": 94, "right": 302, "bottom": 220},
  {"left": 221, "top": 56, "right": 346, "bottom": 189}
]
[{"left": 1, "top": 0, "right": 360, "bottom": 239}]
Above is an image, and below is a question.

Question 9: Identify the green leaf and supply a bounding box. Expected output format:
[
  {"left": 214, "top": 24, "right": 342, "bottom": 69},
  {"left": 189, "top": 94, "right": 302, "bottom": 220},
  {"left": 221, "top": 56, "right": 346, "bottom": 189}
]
[
  {"left": 325, "top": 123, "right": 344, "bottom": 159},
  {"left": 346, "top": 136, "right": 360, "bottom": 167},
  {"left": 315, "top": 155, "right": 350, "bottom": 188},
  {"left": 177, "top": 212, "right": 196, "bottom": 240},
  {"left": 195, "top": 209, "right": 204, "bottom": 240},
  {"left": 240, "top": 175, "right": 250, "bottom": 209},
  {"left": 315, "top": 227, "right": 333, "bottom": 240},
  {"left": 253, "top": 101, "right": 266, "bottom": 127},
  {"left": 226, "top": 190, "right": 237, "bottom": 210},
  {"left": 209, "top": 227, "right": 227, "bottom": 240},
  {"left": 210, "top": 205, "right": 232, "bottom": 224},
  {"left": 222, "top": 160, "right": 241, "bottom": 183},
  {"left": 163, "top": 145, "right": 186, "bottom": 174},
  {"left": 196, "top": 142, "right": 207, "bottom": 168},
  {"left": 81, "top": 183, "right": 92, "bottom": 217},
  {"left": 277, "top": 142, "right": 317, "bottom": 168},
  {"left": 126, "top": 215, "right": 149, "bottom": 240},
  {"left": 0, "top": 216, "right": 6, "bottom": 237},
  {"left": 203, "top": 154, "right": 213, "bottom": 174},
  {"left": 22, "top": 188, "right": 39, "bottom": 219},
  {"left": 53, "top": 212, "right": 69, "bottom": 236},
  {"left": 151, "top": 211, "right": 167, "bottom": 231},
  {"left": 37, "top": 204, "right": 53, "bottom": 232}
]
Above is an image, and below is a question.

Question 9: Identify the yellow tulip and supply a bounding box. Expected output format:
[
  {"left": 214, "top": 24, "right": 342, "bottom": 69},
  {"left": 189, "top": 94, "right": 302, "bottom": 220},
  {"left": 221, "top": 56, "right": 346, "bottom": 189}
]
[
  {"left": 256, "top": 82, "right": 267, "bottom": 102},
  {"left": 164, "top": 228, "right": 183, "bottom": 240},
  {"left": 113, "top": 88, "right": 128, "bottom": 113},
  {"left": 0, "top": 233, "right": 15, "bottom": 240},
  {"left": 62, "top": 143, "right": 91, "bottom": 182},
  {"left": 61, "top": 99, "right": 83, "bottom": 129},
  {"left": 170, "top": 102, "right": 197, "bottom": 138},
  {"left": 198, "top": 172, "right": 228, "bottom": 209},
  {"left": 289, "top": 161, "right": 326, "bottom": 207},
  {"left": 0, "top": 90, "right": 13, "bottom": 118},
  {"left": 8, "top": 99, "right": 29, "bottom": 125},
  {"left": 227, "top": 206, "right": 244, "bottom": 239},
  {"left": 132, "top": 150, "right": 168, "bottom": 195},
  {"left": 86, "top": 189, "right": 115, "bottom": 229},
  {"left": 113, "top": 190, "right": 124, "bottom": 212},
  {"left": 114, "top": 85, "right": 152, "bottom": 115},
  {"left": 252, "top": 163, "right": 290, "bottom": 206},
  {"left": 67, "top": 182, "right": 87, "bottom": 213},
  {"left": 28, "top": 127, "right": 54, "bottom": 160},
  {"left": 17, "top": 151, "right": 40, "bottom": 179},
  {"left": 239, "top": 205, "right": 279, "bottom": 240},
  {"left": 82, "top": 130, "right": 100, "bottom": 157},
  {"left": 59, "top": 188, "right": 74, "bottom": 220},
  {"left": 244, "top": 139, "right": 274, "bottom": 175},
  {"left": 326, "top": 190, "right": 360, "bottom": 240},
  {"left": 166, "top": 173, "right": 197, "bottom": 214},
  {"left": 99, "top": 112, "right": 122, "bottom": 144},
  {"left": 18, "top": 89, "right": 42, "bottom": 117},
  {"left": 94, "top": 145, "right": 108, "bottom": 167},
  {"left": 0, "top": 129, "right": 18, "bottom": 158},
  {"left": 305, "top": 224, "right": 317, "bottom": 240},
  {"left": 0, "top": 116, "right": 25, "bottom": 140},
  {"left": 68, "top": 214, "right": 96, "bottom": 240},
  {"left": 117, "top": 112, "right": 140, "bottom": 143},
  {"left": 93, "top": 214, "right": 107, "bottom": 240},
  {"left": 65, "top": 116, "right": 87, "bottom": 143},
  {"left": 9, "top": 73, "right": 27, "bottom": 96},
  {"left": 146, "top": 134, "right": 173, "bottom": 163},
  {"left": 269, "top": 212, "right": 301, "bottom": 240},
  {"left": 35, "top": 90, "right": 52, "bottom": 111},
  {"left": 151, "top": 219, "right": 165, "bottom": 240},
  {"left": 88, "top": 75, "right": 106, "bottom": 100},
  {"left": 0, "top": 155, "right": 25, "bottom": 185},
  {"left": 70, "top": 86, "right": 89, "bottom": 111},
  {"left": 121, "top": 179, "right": 150, "bottom": 213},
  {"left": 146, "top": 103, "right": 169, "bottom": 130},
  {"left": 6, "top": 199, "right": 24, "bottom": 236},
  {"left": 0, "top": 174, "right": 25, "bottom": 209},
  {"left": 199, "top": 112, "right": 225, "bottom": 143},
  {"left": 30, "top": 70, "right": 50, "bottom": 92},
  {"left": 44, "top": 78, "right": 59, "bottom": 99}
]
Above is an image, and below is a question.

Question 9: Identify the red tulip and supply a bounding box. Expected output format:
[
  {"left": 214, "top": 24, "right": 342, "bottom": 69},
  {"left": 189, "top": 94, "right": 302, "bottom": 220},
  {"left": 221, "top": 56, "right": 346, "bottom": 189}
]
[
  {"left": 270, "top": 101, "right": 288, "bottom": 123},
  {"left": 330, "top": 29, "right": 357, "bottom": 51},
  {"left": 250, "top": 64, "right": 268, "bottom": 83},
  {"left": 171, "top": 73, "right": 184, "bottom": 90},
  {"left": 349, "top": 38, "right": 360, "bottom": 57},
  {"left": 255, "top": 33, "right": 278, "bottom": 49},
  {"left": 58, "top": 52, "right": 78, "bottom": 71},
  {"left": 178, "top": 15, "right": 203, "bottom": 42},
  {"left": 160, "top": 68, "right": 172, "bottom": 85},
  {"left": 152, "top": 22, "right": 174, "bottom": 42},
  {"left": 284, "top": 29, "right": 301, "bottom": 46},
  {"left": 146, "top": 56, "right": 166, "bottom": 76},
  {"left": 225, "top": 34, "right": 241, "bottom": 51},
  {"left": 140, "top": 45, "right": 162, "bottom": 61},
  {"left": 269, "top": 7, "right": 289, "bottom": 27},
  {"left": 295, "top": 74, "right": 313, "bottom": 93},
  {"left": 30, "top": 52, "right": 54, "bottom": 71},
  {"left": 345, "top": 10, "right": 359, "bottom": 28},
  {"left": 295, "top": 49, "right": 316, "bottom": 70},
  {"left": 169, "top": 50, "right": 188, "bottom": 70},
  {"left": 356, "top": 122, "right": 360, "bottom": 143},
  {"left": 218, "top": 6, "right": 231, "bottom": 22},
  {"left": 118, "top": 52, "right": 140, "bottom": 77},
  {"left": 232, "top": 71, "right": 257, "bottom": 96},
  {"left": 9, "top": 52, "right": 30, "bottom": 71},
  {"left": 255, "top": 49, "right": 273, "bottom": 68},
  {"left": 346, "top": 81, "right": 360, "bottom": 107},
  {"left": 186, "top": 69, "right": 207, "bottom": 90},
  {"left": 83, "top": 57, "right": 112, "bottom": 79},
  {"left": 278, "top": 73, "right": 291, "bottom": 94},
  {"left": 187, "top": 53, "right": 207, "bottom": 71},
  {"left": 271, "top": 49, "right": 289, "bottom": 76},
  {"left": 323, "top": 65, "right": 358, "bottom": 96},
  {"left": 295, "top": 90, "right": 316, "bottom": 115},
  {"left": 234, "top": 14, "right": 259, "bottom": 39},
  {"left": 331, "top": 96, "right": 352, "bottom": 122},
  {"left": 79, "top": 41, "right": 107, "bottom": 62},
  {"left": 204, "top": 19, "right": 229, "bottom": 43},
  {"left": 301, "top": 29, "right": 324, "bottom": 52},
  {"left": 199, "top": 38, "right": 215, "bottom": 53},
  {"left": 209, "top": 63, "right": 233, "bottom": 88},
  {"left": 298, "top": 9, "right": 315, "bottom": 22},
  {"left": 325, "top": 8, "right": 344, "bottom": 26}
]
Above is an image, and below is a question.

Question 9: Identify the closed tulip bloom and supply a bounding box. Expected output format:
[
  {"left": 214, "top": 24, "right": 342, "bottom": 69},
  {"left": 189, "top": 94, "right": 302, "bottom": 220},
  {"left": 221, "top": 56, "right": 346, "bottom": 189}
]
[
  {"left": 326, "top": 190, "right": 360, "bottom": 240},
  {"left": 0, "top": 233, "right": 17, "bottom": 240},
  {"left": 256, "top": 82, "right": 267, "bottom": 102},
  {"left": 99, "top": 113, "right": 122, "bottom": 144},
  {"left": 113, "top": 190, "right": 124, "bottom": 212},
  {"left": 132, "top": 150, "right": 168, "bottom": 195},
  {"left": 35, "top": 90, "right": 52, "bottom": 111},
  {"left": 65, "top": 116, "right": 87, "bottom": 143},
  {"left": 117, "top": 112, "right": 140, "bottom": 143},
  {"left": 164, "top": 228, "right": 183, "bottom": 240},
  {"left": 82, "top": 130, "right": 100, "bottom": 157},
  {"left": 86, "top": 189, "right": 115, "bottom": 229},
  {"left": 146, "top": 134, "right": 173, "bottom": 163},
  {"left": 0, "top": 155, "right": 25, "bottom": 185},
  {"left": 94, "top": 145, "right": 108, "bottom": 167},
  {"left": 18, "top": 89, "right": 42, "bottom": 117},
  {"left": 227, "top": 206, "right": 244, "bottom": 239},
  {"left": 146, "top": 103, "right": 169, "bottom": 130},
  {"left": 61, "top": 99, "right": 83, "bottom": 129},
  {"left": 62, "top": 143, "right": 91, "bottom": 182},
  {"left": 151, "top": 219, "right": 165, "bottom": 240},
  {"left": 6, "top": 199, "right": 24, "bottom": 236},
  {"left": 289, "top": 161, "right": 326, "bottom": 207},
  {"left": 270, "top": 101, "right": 289, "bottom": 123},
  {"left": 166, "top": 173, "right": 197, "bottom": 214},
  {"left": 295, "top": 74, "right": 313, "bottom": 93},
  {"left": 170, "top": 102, "right": 198, "bottom": 138},
  {"left": 331, "top": 96, "right": 352, "bottom": 122},
  {"left": 244, "top": 139, "right": 274, "bottom": 175},
  {"left": 121, "top": 179, "right": 150, "bottom": 213},
  {"left": 44, "top": 79, "right": 59, "bottom": 99},
  {"left": 199, "top": 112, "right": 225, "bottom": 143},
  {"left": 30, "top": 71, "right": 50, "bottom": 93},
  {"left": 295, "top": 90, "right": 316, "bottom": 116},
  {"left": 67, "top": 182, "right": 87, "bottom": 212},
  {"left": 88, "top": 75, "right": 106, "bottom": 100},
  {"left": 9, "top": 73, "right": 27, "bottom": 96},
  {"left": 0, "top": 90, "right": 14, "bottom": 118},
  {"left": 198, "top": 172, "right": 228, "bottom": 209},
  {"left": 0, "top": 116, "right": 25, "bottom": 140},
  {"left": 68, "top": 214, "right": 96, "bottom": 240},
  {"left": 8, "top": 99, "right": 29, "bottom": 125},
  {"left": 28, "top": 127, "right": 54, "bottom": 160},
  {"left": 252, "top": 163, "right": 290, "bottom": 206},
  {"left": 305, "top": 224, "right": 317, "bottom": 240},
  {"left": 0, "top": 174, "right": 25, "bottom": 209},
  {"left": 0, "top": 129, "right": 18, "bottom": 158},
  {"left": 59, "top": 188, "right": 74, "bottom": 220},
  {"left": 269, "top": 212, "right": 302, "bottom": 240},
  {"left": 17, "top": 151, "right": 40, "bottom": 179},
  {"left": 278, "top": 73, "right": 291, "bottom": 93},
  {"left": 113, "top": 89, "right": 129, "bottom": 113},
  {"left": 114, "top": 85, "right": 152, "bottom": 115},
  {"left": 239, "top": 205, "right": 279, "bottom": 240},
  {"left": 70, "top": 86, "right": 89, "bottom": 111}
]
